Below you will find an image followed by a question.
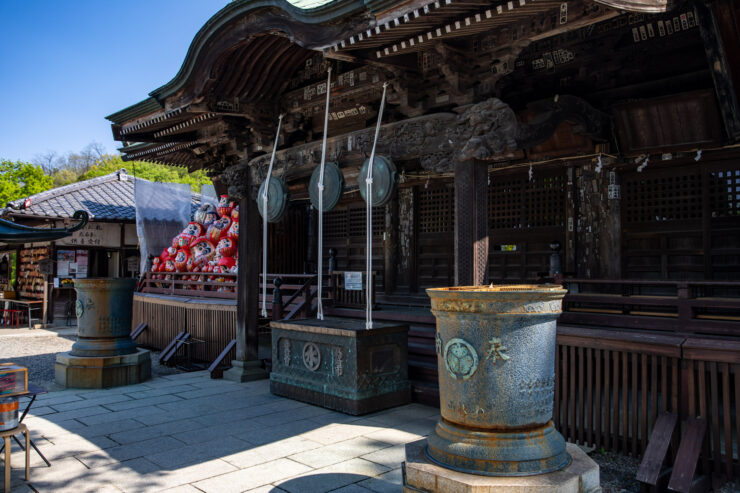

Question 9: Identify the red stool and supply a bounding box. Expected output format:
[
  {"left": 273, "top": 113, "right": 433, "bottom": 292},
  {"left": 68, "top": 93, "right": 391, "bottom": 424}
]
[{"left": 1, "top": 310, "right": 21, "bottom": 327}]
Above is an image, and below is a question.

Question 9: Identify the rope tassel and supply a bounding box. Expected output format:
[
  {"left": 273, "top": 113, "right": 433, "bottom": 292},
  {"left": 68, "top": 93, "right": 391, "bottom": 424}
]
[
  {"left": 317, "top": 67, "right": 332, "bottom": 321},
  {"left": 262, "top": 114, "right": 283, "bottom": 318},
  {"left": 366, "top": 82, "right": 389, "bottom": 330}
]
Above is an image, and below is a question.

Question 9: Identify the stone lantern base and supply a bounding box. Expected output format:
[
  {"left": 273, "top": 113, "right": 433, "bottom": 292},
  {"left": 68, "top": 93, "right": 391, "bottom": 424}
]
[
  {"left": 403, "top": 440, "right": 601, "bottom": 493},
  {"left": 55, "top": 349, "right": 151, "bottom": 389}
]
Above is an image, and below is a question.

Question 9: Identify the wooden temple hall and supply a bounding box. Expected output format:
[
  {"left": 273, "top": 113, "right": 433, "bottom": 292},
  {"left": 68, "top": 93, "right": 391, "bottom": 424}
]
[{"left": 108, "top": 0, "right": 740, "bottom": 484}]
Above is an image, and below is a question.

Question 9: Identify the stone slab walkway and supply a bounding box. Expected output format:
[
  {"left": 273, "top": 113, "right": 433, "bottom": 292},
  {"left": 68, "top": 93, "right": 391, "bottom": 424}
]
[{"left": 2, "top": 371, "right": 439, "bottom": 492}]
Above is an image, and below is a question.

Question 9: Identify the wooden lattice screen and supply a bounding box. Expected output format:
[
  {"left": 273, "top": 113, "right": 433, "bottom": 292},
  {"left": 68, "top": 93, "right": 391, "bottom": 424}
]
[
  {"left": 488, "top": 170, "right": 566, "bottom": 281},
  {"left": 622, "top": 160, "right": 740, "bottom": 281},
  {"left": 417, "top": 184, "right": 455, "bottom": 288},
  {"left": 322, "top": 202, "right": 384, "bottom": 286}
]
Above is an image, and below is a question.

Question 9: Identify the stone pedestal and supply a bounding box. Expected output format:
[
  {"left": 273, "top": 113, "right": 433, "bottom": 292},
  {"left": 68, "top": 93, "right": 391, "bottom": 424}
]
[
  {"left": 55, "top": 349, "right": 151, "bottom": 389},
  {"left": 223, "top": 359, "right": 268, "bottom": 382},
  {"left": 403, "top": 439, "right": 601, "bottom": 493},
  {"left": 270, "top": 317, "right": 410, "bottom": 415},
  {"left": 55, "top": 278, "right": 151, "bottom": 389}
]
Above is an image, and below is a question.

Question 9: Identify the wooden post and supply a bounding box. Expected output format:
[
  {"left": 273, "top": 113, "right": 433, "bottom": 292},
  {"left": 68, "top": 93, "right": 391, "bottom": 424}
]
[
  {"left": 384, "top": 192, "right": 398, "bottom": 294},
  {"left": 224, "top": 168, "right": 267, "bottom": 382},
  {"left": 454, "top": 162, "right": 488, "bottom": 286},
  {"left": 272, "top": 276, "right": 283, "bottom": 322}
]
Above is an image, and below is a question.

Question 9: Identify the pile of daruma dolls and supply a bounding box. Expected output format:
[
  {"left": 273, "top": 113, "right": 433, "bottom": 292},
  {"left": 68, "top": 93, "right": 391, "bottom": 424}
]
[{"left": 150, "top": 195, "right": 238, "bottom": 292}]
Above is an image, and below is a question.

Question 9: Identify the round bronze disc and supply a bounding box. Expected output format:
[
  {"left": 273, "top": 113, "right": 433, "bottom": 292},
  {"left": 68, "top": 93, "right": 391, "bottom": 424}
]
[
  {"left": 309, "top": 162, "right": 344, "bottom": 212},
  {"left": 357, "top": 155, "right": 397, "bottom": 207},
  {"left": 257, "top": 178, "right": 289, "bottom": 223}
]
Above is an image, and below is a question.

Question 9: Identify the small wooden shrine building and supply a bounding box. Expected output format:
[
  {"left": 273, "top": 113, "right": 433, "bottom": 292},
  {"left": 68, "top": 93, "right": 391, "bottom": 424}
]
[{"left": 108, "top": 0, "right": 740, "bottom": 480}]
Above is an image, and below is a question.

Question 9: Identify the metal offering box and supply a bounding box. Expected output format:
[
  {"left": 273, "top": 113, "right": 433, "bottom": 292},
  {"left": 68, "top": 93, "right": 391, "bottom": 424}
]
[
  {"left": 270, "top": 317, "right": 410, "bottom": 415},
  {"left": 0, "top": 363, "right": 28, "bottom": 397}
]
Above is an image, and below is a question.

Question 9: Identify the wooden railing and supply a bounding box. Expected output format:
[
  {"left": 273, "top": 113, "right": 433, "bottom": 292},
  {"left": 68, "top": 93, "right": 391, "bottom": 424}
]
[
  {"left": 561, "top": 279, "right": 740, "bottom": 336},
  {"left": 140, "top": 272, "right": 237, "bottom": 299},
  {"left": 264, "top": 274, "right": 318, "bottom": 321}
]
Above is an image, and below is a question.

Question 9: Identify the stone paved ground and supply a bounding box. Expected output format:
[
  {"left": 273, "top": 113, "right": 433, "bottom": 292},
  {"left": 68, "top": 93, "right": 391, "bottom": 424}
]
[
  {"left": 0, "top": 328, "right": 182, "bottom": 391},
  {"left": 2, "top": 372, "right": 439, "bottom": 492}
]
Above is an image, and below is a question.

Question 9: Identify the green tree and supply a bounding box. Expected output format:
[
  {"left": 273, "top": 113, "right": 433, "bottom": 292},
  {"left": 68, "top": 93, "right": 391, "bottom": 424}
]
[
  {"left": 78, "top": 155, "right": 212, "bottom": 192},
  {"left": 51, "top": 168, "right": 78, "bottom": 188},
  {"left": 0, "top": 160, "right": 54, "bottom": 206}
]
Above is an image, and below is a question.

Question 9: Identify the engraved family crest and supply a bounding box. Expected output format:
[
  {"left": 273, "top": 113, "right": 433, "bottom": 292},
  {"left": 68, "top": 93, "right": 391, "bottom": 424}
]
[{"left": 443, "top": 338, "right": 479, "bottom": 380}]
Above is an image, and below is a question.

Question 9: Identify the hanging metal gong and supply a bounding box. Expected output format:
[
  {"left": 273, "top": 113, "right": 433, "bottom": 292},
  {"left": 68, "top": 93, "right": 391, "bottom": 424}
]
[
  {"left": 309, "top": 162, "right": 344, "bottom": 211},
  {"left": 357, "top": 155, "right": 397, "bottom": 207},
  {"left": 257, "top": 178, "right": 289, "bottom": 223}
]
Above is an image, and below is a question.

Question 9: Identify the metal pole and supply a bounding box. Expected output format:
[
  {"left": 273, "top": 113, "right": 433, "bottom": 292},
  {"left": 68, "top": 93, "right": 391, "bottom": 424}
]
[
  {"left": 365, "top": 82, "right": 389, "bottom": 330},
  {"left": 317, "top": 67, "right": 332, "bottom": 320},
  {"left": 261, "top": 114, "right": 283, "bottom": 318}
]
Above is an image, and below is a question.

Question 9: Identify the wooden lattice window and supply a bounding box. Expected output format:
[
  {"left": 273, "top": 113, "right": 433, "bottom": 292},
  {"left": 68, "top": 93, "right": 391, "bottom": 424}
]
[
  {"left": 709, "top": 168, "right": 740, "bottom": 218},
  {"left": 489, "top": 176, "right": 524, "bottom": 230},
  {"left": 488, "top": 173, "right": 564, "bottom": 230},
  {"left": 324, "top": 209, "right": 347, "bottom": 239},
  {"left": 623, "top": 172, "right": 702, "bottom": 223},
  {"left": 348, "top": 206, "right": 384, "bottom": 237},
  {"left": 526, "top": 174, "right": 565, "bottom": 228},
  {"left": 419, "top": 186, "right": 454, "bottom": 233}
]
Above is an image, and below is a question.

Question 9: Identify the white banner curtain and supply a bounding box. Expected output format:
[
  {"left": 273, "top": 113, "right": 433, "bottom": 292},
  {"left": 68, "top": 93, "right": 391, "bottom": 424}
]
[{"left": 134, "top": 178, "right": 192, "bottom": 274}]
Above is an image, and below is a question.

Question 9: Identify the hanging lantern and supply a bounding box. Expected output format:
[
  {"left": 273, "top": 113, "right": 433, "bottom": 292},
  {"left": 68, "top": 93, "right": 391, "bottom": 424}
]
[
  {"left": 309, "top": 162, "right": 345, "bottom": 212},
  {"left": 357, "top": 155, "right": 397, "bottom": 207},
  {"left": 257, "top": 178, "right": 289, "bottom": 223}
]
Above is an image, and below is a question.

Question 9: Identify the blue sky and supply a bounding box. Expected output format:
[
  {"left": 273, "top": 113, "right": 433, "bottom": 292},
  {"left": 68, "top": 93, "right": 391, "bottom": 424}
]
[{"left": 0, "top": 1, "right": 227, "bottom": 163}]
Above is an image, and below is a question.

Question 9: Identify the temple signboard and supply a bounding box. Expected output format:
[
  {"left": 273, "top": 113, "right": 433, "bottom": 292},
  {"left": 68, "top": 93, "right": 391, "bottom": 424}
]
[{"left": 56, "top": 223, "right": 121, "bottom": 248}]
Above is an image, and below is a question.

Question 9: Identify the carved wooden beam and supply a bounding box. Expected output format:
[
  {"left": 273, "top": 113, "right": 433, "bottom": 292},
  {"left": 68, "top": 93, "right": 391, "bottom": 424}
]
[{"left": 238, "top": 95, "right": 609, "bottom": 181}]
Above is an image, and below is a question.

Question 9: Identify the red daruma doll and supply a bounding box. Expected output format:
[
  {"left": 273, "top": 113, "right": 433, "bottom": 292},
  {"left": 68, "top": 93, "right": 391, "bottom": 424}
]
[
  {"left": 226, "top": 219, "right": 239, "bottom": 241},
  {"left": 216, "top": 237, "right": 236, "bottom": 257},
  {"left": 178, "top": 222, "right": 204, "bottom": 248},
  {"left": 217, "top": 195, "right": 235, "bottom": 218},
  {"left": 190, "top": 237, "right": 216, "bottom": 266},
  {"left": 206, "top": 216, "right": 231, "bottom": 243},
  {"left": 174, "top": 249, "right": 190, "bottom": 272}
]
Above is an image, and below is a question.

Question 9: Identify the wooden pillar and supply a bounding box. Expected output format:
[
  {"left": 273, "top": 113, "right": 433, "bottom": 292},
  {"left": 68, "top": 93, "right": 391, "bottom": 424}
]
[
  {"left": 695, "top": 0, "right": 740, "bottom": 141},
  {"left": 384, "top": 192, "right": 399, "bottom": 294},
  {"left": 224, "top": 168, "right": 267, "bottom": 382},
  {"left": 454, "top": 161, "right": 488, "bottom": 286}
]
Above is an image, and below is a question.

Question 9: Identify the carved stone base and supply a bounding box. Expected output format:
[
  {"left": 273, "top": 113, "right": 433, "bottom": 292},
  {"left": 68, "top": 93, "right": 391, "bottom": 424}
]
[
  {"left": 270, "top": 317, "right": 410, "bottom": 415},
  {"left": 55, "top": 349, "right": 151, "bottom": 389},
  {"left": 403, "top": 439, "right": 601, "bottom": 493},
  {"left": 223, "top": 360, "right": 269, "bottom": 383}
]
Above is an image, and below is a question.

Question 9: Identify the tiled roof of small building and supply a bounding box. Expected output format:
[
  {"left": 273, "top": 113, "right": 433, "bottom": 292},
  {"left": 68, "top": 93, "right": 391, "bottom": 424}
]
[{"left": 6, "top": 169, "right": 204, "bottom": 221}]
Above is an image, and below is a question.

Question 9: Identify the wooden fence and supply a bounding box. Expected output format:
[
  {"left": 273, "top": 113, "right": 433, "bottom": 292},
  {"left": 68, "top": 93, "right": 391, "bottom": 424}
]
[
  {"left": 132, "top": 294, "right": 237, "bottom": 363},
  {"left": 555, "top": 327, "right": 740, "bottom": 484}
]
